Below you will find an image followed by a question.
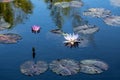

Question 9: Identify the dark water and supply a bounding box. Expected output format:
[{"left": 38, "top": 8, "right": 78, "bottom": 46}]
[{"left": 0, "top": 0, "right": 120, "bottom": 80}]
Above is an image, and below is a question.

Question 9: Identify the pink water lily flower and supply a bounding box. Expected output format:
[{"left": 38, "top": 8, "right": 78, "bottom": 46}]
[{"left": 32, "top": 25, "right": 40, "bottom": 33}]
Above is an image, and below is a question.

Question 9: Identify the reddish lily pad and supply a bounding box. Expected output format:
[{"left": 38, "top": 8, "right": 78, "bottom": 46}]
[{"left": 0, "top": 33, "right": 22, "bottom": 44}]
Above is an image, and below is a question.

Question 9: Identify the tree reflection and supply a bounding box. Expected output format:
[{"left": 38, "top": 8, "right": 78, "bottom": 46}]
[
  {"left": 45, "top": 0, "right": 84, "bottom": 29},
  {"left": 0, "top": 0, "right": 33, "bottom": 29},
  {"left": 44, "top": 0, "right": 72, "bottom": 29}
]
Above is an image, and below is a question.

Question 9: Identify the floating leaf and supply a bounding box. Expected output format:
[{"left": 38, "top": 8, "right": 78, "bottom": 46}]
[
  {"left": 0, "top": 33, "right": 22, "bottom": 44},
  {"left": 49, "top": 59, "right": 80, "bottom": 76},
  {"left": 74, "top": 25, "right": 99, "bottom": 34},
  {"left": 50, "top": 29, "right": 63, "bottom": 34},
  {"left": 20, "top": 61, "right": 48, "bottom": 76},
  {"left": 54, "top": 2, "right": 70, "bottom": 8},
  {"left": 80, "top": 59, "right": 108, "bottom": 74},
  {"left": 104, "top": 16, "right": 120, "bottom": 26},
  {"left": 54, "top": 1, "right": 83, "bottom": 8},
  {"left": 70, "top": 1, "right": 83, "bottom": 8},
  {"left": 110, "top": 0, "right": 120, "bottom": 7},
  {"left": 83, "top": 8, "right": 111, "bottom": 18}
]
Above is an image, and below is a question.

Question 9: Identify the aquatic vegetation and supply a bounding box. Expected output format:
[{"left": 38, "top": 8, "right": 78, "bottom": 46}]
[
  {"left": 74, "top": 24, "right": 99, "bottom": 34},
  {"left": 0, "top": 16, "right": 11, "bottom": 31},
  {"left": 0, "top": 0, "right": 14, "bottom": 2},
  {"left": 104, "top": 16, "right": 120, "bottom": 26},
  {"left": 20, "top": 61, "right": 48, "bottom": 76},
  {"left": 110, "top": 0, "right": 120, "bottom": 7},
  {"left": 49, "top": 59, "right": 80, "bottom": 76},
  {"left": 32, "top": 25, "right": 40, "bottom": 33},
  {"left": 70, "top": 1, "right": 83, "bottom": 8},
  {"left": 63, "top": 33, "right": 80, "bottom": 45},
  {"left": 54, "top": 1, "right": 83, "bottom": 8},
  {"left": 54, "top": 2, "right": 70, "bottom": 8},
  {"left": 80, "top": 59, "right": 108, "bottom": 74},
  {"left": 50, "top": 29, "right": 63, "bottom": 34},
  {"left": 0, "top": 0, "right": 33, "bottom": 27},
  {"left": 0, "top": 33, "right": 22, "bottom": 44},
  {"left": 20, "top": 59, "right": 109, "bottom": 76},
  {"left": 83, "top": 8, "right": 111, "bottom": 18}
]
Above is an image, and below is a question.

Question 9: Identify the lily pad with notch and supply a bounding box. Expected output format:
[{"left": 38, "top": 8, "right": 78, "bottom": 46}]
[{"left": 49, "top": 59, "right": 80, "bottom": 76}]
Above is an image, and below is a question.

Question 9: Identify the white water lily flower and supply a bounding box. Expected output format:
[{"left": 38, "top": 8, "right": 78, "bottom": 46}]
[{"left": 64, "top": 33, "right": 80, "bottom": 45}]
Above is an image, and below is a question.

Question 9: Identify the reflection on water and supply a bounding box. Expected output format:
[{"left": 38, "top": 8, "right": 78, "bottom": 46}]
[
  {"left": 32, "top": 47, "right": 36, "bottom": 59},
  {"left": 45, "top": 0, "right": 73, "bottom": 29},
  {"left": 0, "top": 0, "right": 120, "bottom": 80},
  {"left": 45, "top": 0, "right": 98, "bottom": 48},
  {"left": 0, "top": 0, "right": 14, "bottom": 3},
  {"left": 0, "top": 16, "right": 10, "bottom": 31},
  {"left": 0, "top": 0, "right": 33, "bottom": 28}
]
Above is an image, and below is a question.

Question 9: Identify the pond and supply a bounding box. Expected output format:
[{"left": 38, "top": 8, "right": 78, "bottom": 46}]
[{"left": 0, "top": 0, "right": 120, "bottom": 80}]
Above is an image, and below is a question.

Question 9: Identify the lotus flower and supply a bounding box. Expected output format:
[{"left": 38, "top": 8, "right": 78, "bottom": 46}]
[
  {"left": 64, "top": 33, "right": 80, "bottom": 45},
  {"left": 32, "top": 25, "right": 40, "bottom": 33}
]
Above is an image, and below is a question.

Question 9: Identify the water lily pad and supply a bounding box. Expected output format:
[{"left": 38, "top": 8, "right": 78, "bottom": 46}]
[
  {"left": 49, "top": 59, "right": 80, "bottom": 76},
  {"left": 20, "top": 61, "right": 48, "bottom": 76},
  {"left": 54, "top": 2, "right": 70, "bottom": 8},
  {"left": 83, "top": 8, "right": 111, "bottom": 18},
  {"left": 50, "top": 29, "right": 63, "bottom": 34},
  {"left": 0, "top": 17, "right": 11, "bottom": 31},
  {"left": 74, "top": 25, "right": 99, "bottom": 34},
  {"left": 110, "top": 0, "right": 120, "bottom": 7},
  {"left": 104, "top": 16, "right": 120, "bottom": 26},
  {"left": 0, "top": 33, "right": 22, "bottom": 44},
  {"left": 70, "top": 1, "right": 83, "bottom": 8},
  {"left": 0, "top": 0, "right": 14, "bottom": 2},
  {"left": 80, "top": 59, "right": 108, "bottom": 74}
]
